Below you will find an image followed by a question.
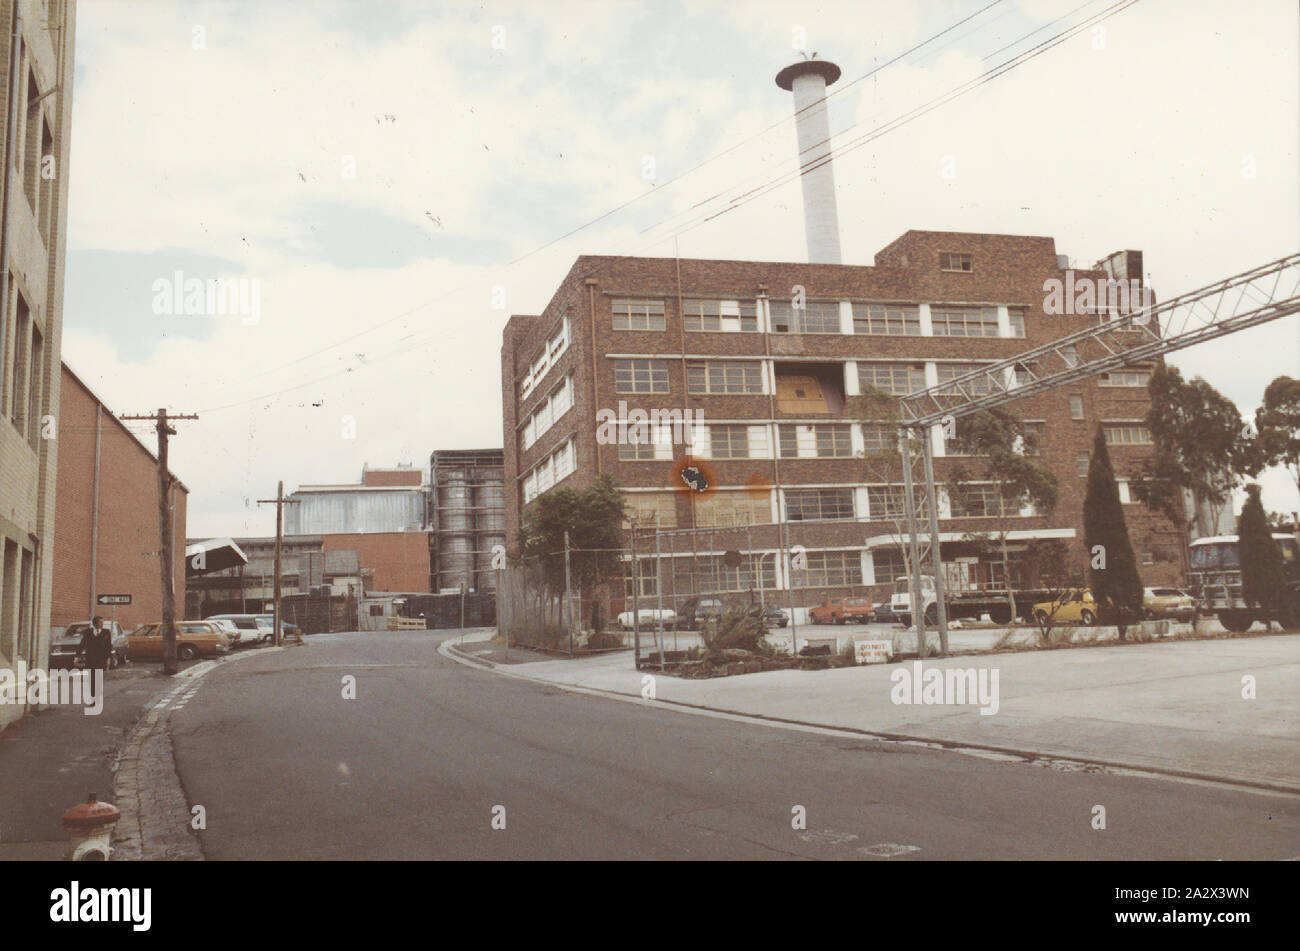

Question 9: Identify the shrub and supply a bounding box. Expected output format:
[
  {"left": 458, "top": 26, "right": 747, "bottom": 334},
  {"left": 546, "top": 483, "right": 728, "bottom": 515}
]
[
  {"left": 585, "top": 631, "right": 624, "bottom": 650},
  {"left": 700, "top": 605, "right": 770, "bottom": 656}
]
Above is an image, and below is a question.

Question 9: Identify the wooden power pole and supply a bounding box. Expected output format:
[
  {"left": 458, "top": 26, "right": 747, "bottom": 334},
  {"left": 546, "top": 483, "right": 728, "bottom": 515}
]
[
  {"left": 258, "top": 482, "right": 299, "bottom": 646},
  {"left": 121, "top": 408, "right": 198, "bottom": 675}
]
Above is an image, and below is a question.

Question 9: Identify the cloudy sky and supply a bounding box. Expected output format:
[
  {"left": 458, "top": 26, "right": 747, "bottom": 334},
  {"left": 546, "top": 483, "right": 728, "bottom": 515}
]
[{"left": 62, "top": 0, "right": 1298, "bottom": 538}]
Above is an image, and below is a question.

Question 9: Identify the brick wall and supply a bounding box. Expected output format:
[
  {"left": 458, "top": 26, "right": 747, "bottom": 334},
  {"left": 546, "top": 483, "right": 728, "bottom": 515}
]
[
  {"left": 501, "top": 232, "right": 1187, "bottom": 616},
  {"left": 361, "top": 468, "right": 424, "bottom": 487},
  {"left": 50, "top": 365, "right": 189, "bottom": 631},
  {"left": 321, "top": 531, "right": 431, "bottom": 593}
]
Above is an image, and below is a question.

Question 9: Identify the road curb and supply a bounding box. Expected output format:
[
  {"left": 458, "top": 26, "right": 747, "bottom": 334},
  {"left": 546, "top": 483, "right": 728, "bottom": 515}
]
[
  {"left": 112, "top": 647, "right": 286, "bottom": 860},
  {"left": 440, "top": 639, "right": 1300, "bottom": 799}
]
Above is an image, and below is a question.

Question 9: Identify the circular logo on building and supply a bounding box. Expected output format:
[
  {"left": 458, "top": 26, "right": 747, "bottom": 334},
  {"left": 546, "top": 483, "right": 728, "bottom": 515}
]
[{"left": 671, "top": 456, "right": 716, "bottom": 494}]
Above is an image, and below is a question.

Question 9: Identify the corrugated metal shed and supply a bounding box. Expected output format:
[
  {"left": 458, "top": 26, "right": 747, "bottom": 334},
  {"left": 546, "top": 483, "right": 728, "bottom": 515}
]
[{"left": 286, "top": 488, "right": 428, "bottom": 535}]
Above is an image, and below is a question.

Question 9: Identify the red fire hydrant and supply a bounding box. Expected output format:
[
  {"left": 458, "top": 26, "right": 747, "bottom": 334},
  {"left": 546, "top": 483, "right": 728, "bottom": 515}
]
[{"left": 62, "top": 793, "right": 121, "bottom": 861}]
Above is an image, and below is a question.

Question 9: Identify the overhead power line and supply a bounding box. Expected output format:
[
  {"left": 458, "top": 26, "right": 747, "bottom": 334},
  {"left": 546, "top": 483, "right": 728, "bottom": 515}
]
[
  {"left": 199, "top": 0, "right": 1135, "bottom": 414},
  {"left": 215, "top": 1, "right": 1011, "bottom": 395}
]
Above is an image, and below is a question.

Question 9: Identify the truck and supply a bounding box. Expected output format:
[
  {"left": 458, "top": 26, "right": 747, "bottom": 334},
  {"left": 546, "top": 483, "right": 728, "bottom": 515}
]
[
  {"left": 886, "top": 574, "right": 1060, "bottom": 627},
  {"left": 1186, "top": 533, "right": 1300, "bottom": 632}
]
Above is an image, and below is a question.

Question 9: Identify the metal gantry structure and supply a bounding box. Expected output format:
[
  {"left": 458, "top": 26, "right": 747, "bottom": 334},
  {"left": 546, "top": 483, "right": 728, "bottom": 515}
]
[{"left": 895, "top": 252, "right": 1300, "bottom": 656}]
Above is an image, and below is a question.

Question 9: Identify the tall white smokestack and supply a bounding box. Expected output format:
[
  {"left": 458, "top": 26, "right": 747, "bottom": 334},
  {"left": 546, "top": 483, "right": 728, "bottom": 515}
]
[{"left": 775, "top": 57, "right": 843, "bottom": 265}]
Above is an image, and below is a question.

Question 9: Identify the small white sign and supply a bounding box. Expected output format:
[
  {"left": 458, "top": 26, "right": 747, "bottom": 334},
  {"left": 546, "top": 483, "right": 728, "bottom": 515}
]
[{"left": 854, "top": 638, "right": 893, "bottom": 665}]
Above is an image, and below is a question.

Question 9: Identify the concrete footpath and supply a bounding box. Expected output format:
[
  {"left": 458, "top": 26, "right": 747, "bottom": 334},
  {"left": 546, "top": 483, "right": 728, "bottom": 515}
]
[
  {"left": 0, "top": 665, "right": 170, "bottom": 859},
  {"left": 448, "top": 629, "right": 1300, "bottom": 794}
]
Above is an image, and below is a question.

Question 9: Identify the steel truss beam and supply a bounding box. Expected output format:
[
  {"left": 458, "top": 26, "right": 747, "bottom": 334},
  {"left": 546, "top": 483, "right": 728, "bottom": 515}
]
[
  {"left": 894, "top": 251, "right": 1300, "bottom": 655},
  {"left": 899, "top": 252, "right": 1300, "bottom": 428}
]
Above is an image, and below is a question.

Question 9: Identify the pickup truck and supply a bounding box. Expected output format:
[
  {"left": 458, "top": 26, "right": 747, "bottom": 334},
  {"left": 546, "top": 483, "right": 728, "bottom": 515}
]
[{"left": 808, "top": 597, "right": 874, "bottom": 624}]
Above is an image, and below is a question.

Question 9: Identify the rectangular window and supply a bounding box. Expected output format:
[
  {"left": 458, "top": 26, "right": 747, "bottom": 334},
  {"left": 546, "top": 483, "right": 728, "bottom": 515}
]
[
  {"left": 940, "top": 252, "right": 972, "bottom": 272},
  {"left": 524, "top": 438, "right": 576, "bottom": 503},
  {"left": 614, "top": 359, "right": 669, "bottom": 394},
  {"left": 949, "top": 483, "right": 1015, "bottom": 518},
  {"left": 617, "top": 424, "right": 672, "bottom": 461},
  {"left": 686, "top": 360, "right": 762, "bottom": 395},
  {"left": 796, "top": 551, "right": 863, "bottom": 588},
  {"left": 695, "top": 554, "right": 776, "bottom": 593},
  {"left": 682, "top": 298, "right": 757, "bottom": 332},
  {"left": 1077, "top": 451, "right": 1090, "bottom": 478},
  {"left": 867, "top": 485, "right": 907, "bottom": 519},
  {"left": 623, "top": 492, "right": 678, "bottom": 528},
  {"left": 1093, "top": 310, "right": 1144, "bottom": 333},
  {"left": 778, "top": 424, "right": 852, "bottom": 458},
  {"left": 611, "top": 298, "right": 665, "bottom": 331},
  {"left": 708, "top": 424, "right": 751, "bottom": 459},
  {"left": 1104, "top": 425, "right": 1153, "bottom": 446},
  {"left": 935, "top": 363, "right": 996, "bottom": 396},
  {"left": 785, "top": 488, "right": 854, "bottom": 522},
  {"left": 1099, "top": 369, "right": 1151, "bottom": 387},
  {"left": 770, "top": 299, "right": 840, "bottom": 333},
  {"left": 520, "top": 316, "right": 570, "bottom": 400},
  {"left": 873, "top": 549, "right": 907, "bottom": 586},
  {"left": 1020, "top": 421, "right": 1045, "bottom": 457},
  {"left": 1008, "top": 307, "right": 1026, "bottom": 338},
  {"left": 1069, "top": 395, "right": 1084, "bottom": 420},
  {"left": 861, "top": 423, "right": 895, "bottom": 454},
  {"left": 27, "top": 325, "right": 42, "bottom": 447},
  {"left": 624, "top": 562, "right": 659, "bottom": 599},
  {"left": 858, "top": 362, "right": 925, "bottom": 397},
  {"left": 11, "top": 295, "right": 31, "bottom": 429},
  {"left": 815, "top": 424, "right": 853, "bottom": 457},
  {"left": 851, "top": 302, "right": 920, "bottom": 336},
  {"left": 694, "top": 492, "right": 770, "bottom": 528},
  {"left": 931, "top": 306, "right": 999, "bottom": 338}
]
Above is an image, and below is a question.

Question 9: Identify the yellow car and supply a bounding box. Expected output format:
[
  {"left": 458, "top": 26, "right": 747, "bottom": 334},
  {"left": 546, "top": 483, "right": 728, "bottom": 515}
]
[
  {"left": 127, "top": 621, "right": 231, "bottom": 661},
  {"left": 1143, "top": 587, "right": 1197, "bottom": 621},
  {"left": 1032, "top": 589, "right": 1100, "bottom": 626}
]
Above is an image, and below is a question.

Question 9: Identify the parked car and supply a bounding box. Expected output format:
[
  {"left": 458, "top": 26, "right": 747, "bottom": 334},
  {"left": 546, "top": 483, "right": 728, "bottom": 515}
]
[
  {"left": 808, "top": 597, "right": 874, "bottom": 625},
  {"left": 256, "top": 614, "right": 300, "bottom": 638},
  {"left": 1031, "top": 589, "right": 1100, "bottom": 626},
  {"left": 1143, "top": 587, "right": 1197, "bottom": 621},
  {"left": 208, "top": 618, "right": 246, "bottom": 646},
  {"left": 671, "top": 597, "right": 725, "bottom": 629},
  {"left": 872, "top": 602, "right": 903, "bottom": 624},
  {"left": 617, "top": 608, "right": 678, "bottom": 630},
  {"left": 761, "top": 607, "right": 789, "bottom": 628},
  {"left": 127, "top": 621, "right": 231, "bottom": 661},
  {"left": 49, "top": 621, "right": 129, "bottom": 669},
  {"left": 207, "top": 613, "right": 272, "bottom": 645}
]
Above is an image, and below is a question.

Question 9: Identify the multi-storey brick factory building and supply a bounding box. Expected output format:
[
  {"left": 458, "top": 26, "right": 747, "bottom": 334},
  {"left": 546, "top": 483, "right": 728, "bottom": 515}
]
[{"left": 500, "top": 230, "right": 1185, "bottom": 623}]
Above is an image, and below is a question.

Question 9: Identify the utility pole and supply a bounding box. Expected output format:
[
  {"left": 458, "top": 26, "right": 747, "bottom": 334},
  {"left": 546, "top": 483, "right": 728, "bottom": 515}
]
[
  {"left": 564, "top": 530, "right": 574, "bottom": 657},
  {"left": 497, "top": 565, "right": 508, "bottom": 661},
  {"left": 654, "top": 511, "right": 664, "bottom": 670},
  {"left": 630, "top": 527, "right": 640, "bottom": 667},
  {"left": 121, "top": 409, "right": 198, "bottom": 675},
  {"left": 257, "top": 482, "right": 299, "bottom": 647},
  {"left": 782, "top": 517, "right": 799, "bottom": 658}
]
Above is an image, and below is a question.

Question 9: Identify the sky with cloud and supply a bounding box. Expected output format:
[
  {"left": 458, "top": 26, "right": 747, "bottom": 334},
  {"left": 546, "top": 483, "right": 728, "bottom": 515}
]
[{"left": 61, "top": 0, "right": 1299, "bottom": 537}]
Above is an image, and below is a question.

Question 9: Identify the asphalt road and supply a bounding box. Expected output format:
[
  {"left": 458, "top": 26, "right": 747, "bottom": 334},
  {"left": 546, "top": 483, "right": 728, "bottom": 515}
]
[{"left": 168, "top": 630, "right": 1300, "bottom": 860}]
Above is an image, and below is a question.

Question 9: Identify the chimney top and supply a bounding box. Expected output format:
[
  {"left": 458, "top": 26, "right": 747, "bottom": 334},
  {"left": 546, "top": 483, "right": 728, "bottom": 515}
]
[{"left": 775, "top": 58, "right": 841, "bottom": 91}]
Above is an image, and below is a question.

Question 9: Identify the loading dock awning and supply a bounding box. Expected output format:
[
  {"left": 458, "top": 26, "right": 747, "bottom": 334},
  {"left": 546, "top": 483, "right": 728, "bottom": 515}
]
[
  {"left": 185, "top": 537, "right": 249, "bottom": 576},
  {"left": 862, "top": 528, "right": 1076, "bottom": 549}
]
